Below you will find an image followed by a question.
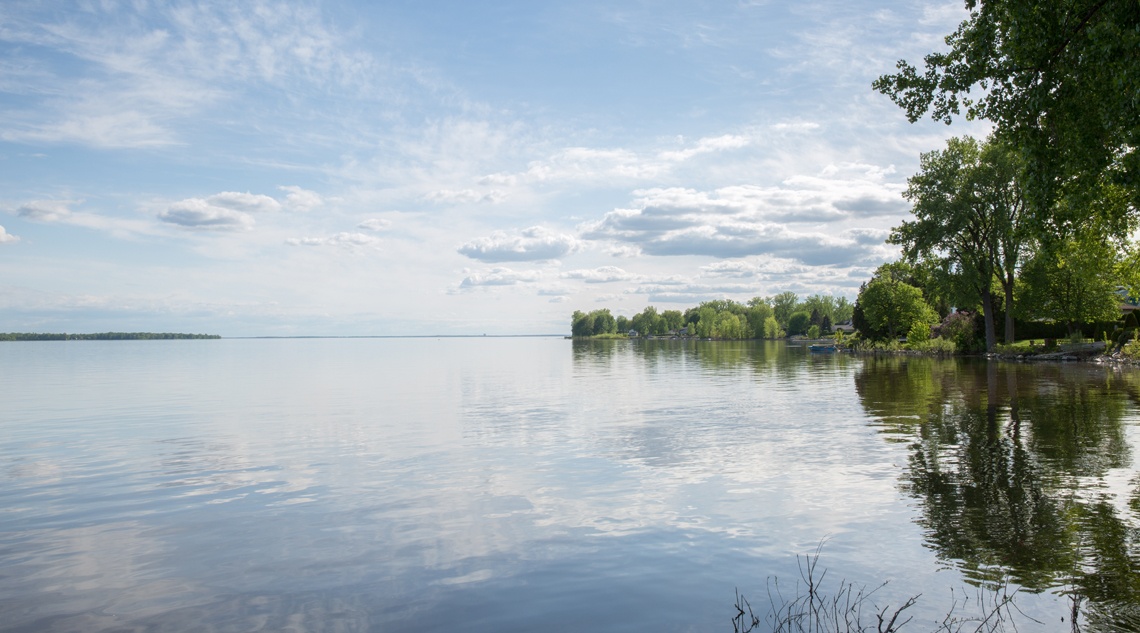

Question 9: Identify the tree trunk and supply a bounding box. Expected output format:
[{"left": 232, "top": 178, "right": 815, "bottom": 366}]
[
  {"left": 1003, "top": 274, "right": 1016, "bottom": 344},
  {"left": 981, "top": 291, "right": 997, "bottom": 352}
]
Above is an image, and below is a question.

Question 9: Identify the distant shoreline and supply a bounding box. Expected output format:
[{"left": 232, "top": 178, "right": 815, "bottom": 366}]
[
  {"left": 0, "top": 332, "right": 221, "bottom": 341},
  {"left": 1, "top": 333, "right": 566, "bottom": 341},
  {"left": 228, "top": 334, "right": 565, "bottom": 339}
]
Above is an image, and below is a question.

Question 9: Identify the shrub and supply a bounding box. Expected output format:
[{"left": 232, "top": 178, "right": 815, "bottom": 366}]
[
  {"left": 906, "top": 320, "right": 931, "bottom": 345},
  {"left": 936, "top": 310, "right": 978, "bottom": 353}
]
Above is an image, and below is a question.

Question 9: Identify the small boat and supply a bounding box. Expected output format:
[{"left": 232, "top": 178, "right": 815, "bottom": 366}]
[{"left": 809, "top": 343, "right": 837, "bottom": 353}]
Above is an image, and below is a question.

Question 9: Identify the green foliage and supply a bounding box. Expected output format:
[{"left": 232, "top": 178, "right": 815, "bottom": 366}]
[
  {"left": 857, "top": 278, "right": 937, "bottom": 341},
  {"left": 910, "top": 336, "right": 956, "bottom": 354},
  {"left": 806, "top": 324, "right": 820, "bottom": 340},
  {"left": 786, "top": 311, "right": 811, "bottom": 336},
  {"left": 770, "top": 291, "right": 799, "bottom": 328},
  {"left": 762, "top": 315, "right": 783, "bottom": 339},
  {"left": 713, "top": 312, "right": 747, "bottom": 339},
  {"left": 572, "top": 309, "right": 619, "bottom": 337},
  {"left": 629, "top": 306, "right": 668, "bottom": 336},
  {"left": 571, "top": 310, "right": 593, "bottom": 336},
  {"left": 572, "top": 294, "right": 857, "bottom": 341},
  {"left": 891, "top": 135, "right": 1030, "bottom": 350},
  {"left": 906, "top": 320, "right": 931, "bottom": 345},
  {"left": 745, "top": 302, "right": 774, "bottom": 338},
  {"left": 592, "top": 309, "right": 616, "bottom": 336},
  {"left": 1121, "top": 338, "right": 1140, "bottom": 361},
  {"left": 938, "top": 311, "right": 981, "bottom": 353},
  {"left": 1018, "top": 230, "right": 1122, "bottom": 335},
  {"left": 873, "top": 0, "right": 1140, "bottom": 213}
]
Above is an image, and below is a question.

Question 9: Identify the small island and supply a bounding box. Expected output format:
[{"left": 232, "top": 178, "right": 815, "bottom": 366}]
[{"left": 0, "top": 332, "right": 222, "bottom": 341}]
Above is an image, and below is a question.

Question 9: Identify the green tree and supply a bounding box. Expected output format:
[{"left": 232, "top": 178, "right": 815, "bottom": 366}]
[
  {"left": 1018, "top": 229, "right": 1122, "bottom": 336},
  {"left": 787, "top": 311, "right": 811, "bottom": 336},
  {"left": 873, "top": 0, "right": 1140, "bottom": 213},
  {"left": 762, "top": 315, "right": 783, "bottom": 339},
  {"left": 858, "top": 278, "right": 937, "bottom": 341},
  {"left": 571, "top": 310, "right": 594, "bottom": 337},
  {"left": 745, "top": 301, "right": 774, "bottom": 339},
  {"left": 693, "top": 306, "right": 716, "bottom": 338},
  {"left": 634, "top": 306, "right": 667, "bottom": 336},
  {"left": 770, "top": 291, "right": 799, "bottom": 329},
  {"left": 591, "top": 309, "right": 616, "bottom": 336},
  {"left": 713, "top": 312, "right": 747, "bottom": 339},
  {"left": 891, "top": 136, "right": 1030, "bottom": 351},
  {"left": 662, "top": 310, "right": 684, "bottom": 332}
]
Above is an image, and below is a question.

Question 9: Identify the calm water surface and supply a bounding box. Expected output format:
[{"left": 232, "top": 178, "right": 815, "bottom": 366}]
[{"left": 1, "top": 338, "right": 1138, "bottom": 632}]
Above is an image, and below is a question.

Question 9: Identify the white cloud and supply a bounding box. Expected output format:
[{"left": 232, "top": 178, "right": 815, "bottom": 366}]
[
  {"left": 17, "top": 200, "right": 73, "bottom": 222},
  {"left": 426, "top": 189, "right": 506, "bottom": 204},
  {"left": 536, "top": 284, "right": 573, "bottom": 296},
  {"left": 357, "top": 218, "right": 391, "bottom": 231},
  {"left": 579, "top": 175, "right": 905, "bottom": 266},
  {"left": 13, "top": 199, "right": 155, "bottom": 237},
  {"left": 699, "top": 258, "right": 809, "bottom": 279},
  {"left": 0, "top": 225, "right": 19, "bottom": 244},
  {"left": 2, "top": 111, "right": 177, "bottom": 148},
  {"left": 157, "top": 190, "right": 300, "bottom": 231},
  {"left": 457, "top": 267, "right": 544, "bottom": 290},
  {"left": 205, "top": 192, "right": 282, "bottom": 214},
  {"left": 482, "top": 133, "right": 757, "bottom": 188},
  {"left": 659, "top": 134, "right": 751, "bottom": 162},
  {"left": 458, "top": 226, "right": 579, "bottom": 263},
  {"left": 279, "top": 186, "right": 322, "bottom": 212},
  {"left": 285, "top": 232, "right": 380, "bottom": 248},
  {"left": 159, "top": 198, "right": 254, "bottom": 230},
  {"left": 560, "top": 266, "right": 636, "bottom": 283}
]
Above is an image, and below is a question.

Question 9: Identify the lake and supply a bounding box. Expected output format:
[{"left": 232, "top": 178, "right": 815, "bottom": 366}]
[{"left": 1, "top": 338, "right": 1137, "bottom": 632}]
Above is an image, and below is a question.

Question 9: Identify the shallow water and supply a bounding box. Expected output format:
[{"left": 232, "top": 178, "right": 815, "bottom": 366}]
[{"left": 1, "top": 338, "right": 1137, "bottom": 631}]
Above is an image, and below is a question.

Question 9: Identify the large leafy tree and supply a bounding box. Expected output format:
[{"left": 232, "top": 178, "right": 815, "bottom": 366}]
[
  {"left": 1018, "top": 229, "right": 1122, "bottom": 336},
  {"left": 857, "top": 277, "right": 937, "bottom": 341},
  {"left": 891, "top": 136, "right": 1030, "bottom": 351},
  {"left": 873, "top": 0, "right": 1140, "bottom": 212},
  {"left": 770, "top": 291, "right": 799, "bottom": 329}
]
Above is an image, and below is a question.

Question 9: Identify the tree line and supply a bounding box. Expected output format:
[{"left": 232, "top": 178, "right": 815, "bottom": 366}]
[
  {"left": 0, "top": 332, "right": 222, "bottom": 341},
  {"left": 571, "top": 294, "right": 853, "bottom": 340},
  {"left": 857, "top": 0, "right": 1139, "bottom": 352}
]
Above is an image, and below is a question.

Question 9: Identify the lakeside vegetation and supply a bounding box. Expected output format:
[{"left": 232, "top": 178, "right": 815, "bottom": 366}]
[
  {"left": 862, "top": 0, "right": 1140, "bottom": 358},
  {"left": 0, "top": 332, "right": 221, "bottom": 341},
  {"left": 571, "top": 294, "right": 853, "bottom": 341}
]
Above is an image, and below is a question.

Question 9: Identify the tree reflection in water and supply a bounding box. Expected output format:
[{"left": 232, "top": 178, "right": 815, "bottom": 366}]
[{"left": 856, "top": 358, "right": 1140, "bottom": 632}]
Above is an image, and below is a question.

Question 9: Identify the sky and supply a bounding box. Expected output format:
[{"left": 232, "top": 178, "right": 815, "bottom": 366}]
[{"left": 0, "top": 0, "right": 991, "bottom": 336}]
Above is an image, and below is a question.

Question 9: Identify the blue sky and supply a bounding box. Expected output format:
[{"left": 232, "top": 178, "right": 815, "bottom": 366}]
[{"left": 0, "top": 0, "right": 988, "bottom": 336}]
